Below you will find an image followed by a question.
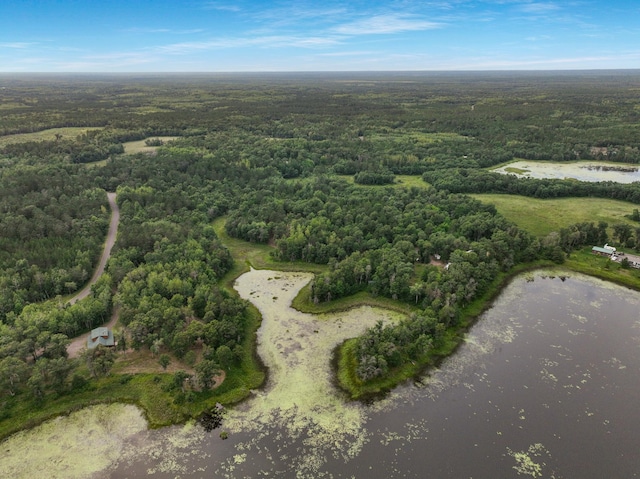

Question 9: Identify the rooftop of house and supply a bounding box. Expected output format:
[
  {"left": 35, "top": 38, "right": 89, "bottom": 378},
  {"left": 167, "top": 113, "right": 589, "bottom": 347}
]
[{"left": 87, "top": 327, "right": 115, "bottom": 349}]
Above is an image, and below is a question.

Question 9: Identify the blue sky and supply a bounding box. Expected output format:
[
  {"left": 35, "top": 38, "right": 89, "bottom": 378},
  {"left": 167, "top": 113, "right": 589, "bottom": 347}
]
[{"left": 0, "top": 0, "right": 638, "bottom": 72}]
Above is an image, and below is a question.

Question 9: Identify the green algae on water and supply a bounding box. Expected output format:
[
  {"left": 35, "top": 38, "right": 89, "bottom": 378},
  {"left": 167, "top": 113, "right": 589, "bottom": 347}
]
[
  {"left": 507, "top": 443, "right": 550, "bottom": 477},
  {"left": 226, "top": 269, "right": 405, "bottom": 476},
  {"left": 0, "top": 404, "right": 146, "bottom": 479}
]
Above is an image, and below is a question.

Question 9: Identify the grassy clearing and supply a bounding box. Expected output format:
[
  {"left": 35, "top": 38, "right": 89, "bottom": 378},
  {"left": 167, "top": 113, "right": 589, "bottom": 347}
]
[
  {"left": 472, "top": 194, "right": 638, "bottom": 237},
  {"left": 563, "top": 247, "right": 640, "bottom": 290},
  {"left": 337, "top": 174, "right": 429, "bottom": 189},
  {"left": 213, "top": 216, "right": 276, "bottom": 277},
  {"left": 292, "top": 282, "right": 414, "bottom": 316},
  {"left": 212, "top": 217, "right": 326, "bottom": 291},
  {"left": 394, "top": 175, "right": 431, "bottom": 189},
  {"left": 122, "top": 136, "right": 179, "bottom": 154},
  {"left": 0, "top": 127, "right": 101, "bottom": 146}
]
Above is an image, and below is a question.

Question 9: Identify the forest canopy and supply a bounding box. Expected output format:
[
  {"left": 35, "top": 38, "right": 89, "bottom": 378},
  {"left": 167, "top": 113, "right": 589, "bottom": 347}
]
[{"left": 1, "top": 71, "right": 640, "bottom": 419}]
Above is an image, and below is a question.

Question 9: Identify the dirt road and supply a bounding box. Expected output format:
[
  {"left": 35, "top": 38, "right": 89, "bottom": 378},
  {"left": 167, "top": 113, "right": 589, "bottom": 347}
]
[
  {"left": 67, "top": 192, "right": 119, "bottom": 357},
  {"left": 69, "top": 192, "right": 119, "bottom": 305}
]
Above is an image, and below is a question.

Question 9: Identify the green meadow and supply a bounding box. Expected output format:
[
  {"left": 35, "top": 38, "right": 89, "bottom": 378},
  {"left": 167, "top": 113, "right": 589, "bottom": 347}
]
[
  {"left": 472, "top": 194, "right": 639, "bottom": 237},
  {"left": 121, "top": 136, "right": 179, "bottom": 154},
  {"left": 0, "top": 127, "right": 101, "bottom": 146}
]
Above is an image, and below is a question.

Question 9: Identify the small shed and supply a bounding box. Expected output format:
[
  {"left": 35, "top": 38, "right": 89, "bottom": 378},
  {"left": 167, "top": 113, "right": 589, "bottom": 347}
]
[{"left": 87, "top": 327, "right": 115, "bottom": 349}]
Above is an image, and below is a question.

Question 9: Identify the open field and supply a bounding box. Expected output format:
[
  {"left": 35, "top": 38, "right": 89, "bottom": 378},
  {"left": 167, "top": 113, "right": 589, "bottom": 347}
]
[
  {"left": 472, "top": 194, "right": 639, "bottom": 237},
  {"left": 394, "top": 175, "right": 431, "bottom": 189},
  {"left": 338, "top": 174, "right": 430, "bottom": 189},
  {"left": 0, "top": 127, "right": 101, "bottom": 146},
  {"left": 122, "top": 136, "right": 179, "bottom": 154}
]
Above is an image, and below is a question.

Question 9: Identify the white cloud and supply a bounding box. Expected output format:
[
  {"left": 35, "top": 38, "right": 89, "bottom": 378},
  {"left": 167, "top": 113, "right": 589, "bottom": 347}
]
[
  {"left": 425, "top": 2, "right": 455, "bottom": 10},
  {"left": 155, "top": 34, "right": 342, "bottom": 54},
  {"left": 46, "top": 52, "right": 159, "bottom": 71},
  {"left": 0, "top": 42, "right": 37, "bottom": 49},
  {"left": 448, "top": 52, "right": 640, "bottom": 70},
  {"left": 250, "top": 5, "right": 348, "bottom": 29},
  {"left": 519, "top": 3, "right": 560, "bottom": 14},
  {"left": 525, "top": 34, "right": 552, "bottom": 41},
  {"left": 294, "top": 37, "right": 343, "bottom": 47},
  {"left": 202, "top": 2, "right": 241, "bottom": 12},
  {"left": 318, "top": 50, "right": 377, "bottom": 57},
  {"left": 333, "top": 14, "right": 441, "bottom": 35},
  {"left": 82, "top": 51, "right": 153, "bottom": 61},
  {"left": 124, "top": 28, "right": 205, "bottom": 34}
]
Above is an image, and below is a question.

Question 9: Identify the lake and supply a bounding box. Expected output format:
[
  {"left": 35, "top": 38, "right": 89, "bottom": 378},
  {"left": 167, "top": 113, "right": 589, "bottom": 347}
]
[
  {"left": 493, "top": 160, "right": 640, "bottom": 183},
  {"left": 113, "top": 270, "right": 640, "bottom": 478},
  {"left": 3, "top": 269, "right": 640, "bottom": 478}
]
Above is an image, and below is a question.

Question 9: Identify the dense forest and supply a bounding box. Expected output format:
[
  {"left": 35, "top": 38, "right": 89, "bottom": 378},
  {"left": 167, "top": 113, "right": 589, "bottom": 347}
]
[{"left": 1, "top": 72, "right": 640, "bottom": 422}]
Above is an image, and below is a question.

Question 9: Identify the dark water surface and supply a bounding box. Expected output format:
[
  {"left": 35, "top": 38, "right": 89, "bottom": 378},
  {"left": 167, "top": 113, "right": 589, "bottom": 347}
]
[{"left": 111, "top": 271, "right": 640, "bottom": 478}]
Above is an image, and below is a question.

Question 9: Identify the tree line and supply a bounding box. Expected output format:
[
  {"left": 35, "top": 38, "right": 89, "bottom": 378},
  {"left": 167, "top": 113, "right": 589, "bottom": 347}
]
[{"left": 422, "top": 168, "right": 640, "bottom": 203}]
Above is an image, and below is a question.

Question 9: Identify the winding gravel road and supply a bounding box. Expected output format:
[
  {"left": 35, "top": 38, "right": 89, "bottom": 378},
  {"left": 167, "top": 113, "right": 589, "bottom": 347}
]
[
  {"left": 68, "top": 192, "right": 119, "bottom": 305},
  {"left": 66, "top": 192, "right": 119, "bottom": 358}
]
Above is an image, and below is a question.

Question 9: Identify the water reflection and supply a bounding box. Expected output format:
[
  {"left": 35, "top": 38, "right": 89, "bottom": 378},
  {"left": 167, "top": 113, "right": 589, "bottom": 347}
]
[{"left": 107, "top": 271, "right": 640, "bottom": 478}]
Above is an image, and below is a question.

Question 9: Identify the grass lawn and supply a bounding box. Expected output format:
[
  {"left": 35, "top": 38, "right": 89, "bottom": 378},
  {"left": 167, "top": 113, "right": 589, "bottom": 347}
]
[
  {"left": 0, "top": 127, "right": 101, "bottom": 146},
  {"left": 563, "top": 247, "right": 640, "bottom": 290},
  {"left": 472, "top": 194, "right": 638, "bottom": 237}
]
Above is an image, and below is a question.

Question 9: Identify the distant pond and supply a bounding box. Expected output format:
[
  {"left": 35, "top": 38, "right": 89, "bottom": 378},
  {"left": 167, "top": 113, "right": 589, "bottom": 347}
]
[
  {"left": 3, "top": 270, "right": 640, "bottom": 478},
  {"left": 493, "top": 160, "right": 640, "bottom": 183}
]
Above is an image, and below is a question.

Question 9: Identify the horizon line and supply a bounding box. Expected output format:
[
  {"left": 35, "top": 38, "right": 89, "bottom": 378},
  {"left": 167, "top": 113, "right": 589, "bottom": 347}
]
[{"left": 1, "top": 68, "right": 640, "bottom": 75}]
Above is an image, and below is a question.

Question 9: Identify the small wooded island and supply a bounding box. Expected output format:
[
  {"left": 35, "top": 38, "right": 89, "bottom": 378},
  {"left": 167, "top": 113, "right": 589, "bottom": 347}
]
[{"left": 1, "top": 72, "right": 640, "bottom": 443}]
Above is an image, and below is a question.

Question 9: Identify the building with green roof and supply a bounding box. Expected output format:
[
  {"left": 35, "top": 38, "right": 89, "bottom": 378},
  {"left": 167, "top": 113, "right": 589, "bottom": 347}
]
[{"left": 87, "top": 327, "right": 115, "bottom": 349}]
